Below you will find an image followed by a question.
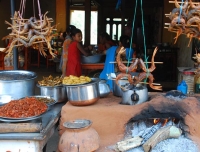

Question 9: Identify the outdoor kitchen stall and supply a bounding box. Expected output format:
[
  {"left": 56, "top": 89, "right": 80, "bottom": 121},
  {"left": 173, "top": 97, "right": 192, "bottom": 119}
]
[
  {"left": 58, "top": 0, "right": 200, "bottom": 152},
  {"left": 1, "top": 0, "right": 200, "bottom": 152}
]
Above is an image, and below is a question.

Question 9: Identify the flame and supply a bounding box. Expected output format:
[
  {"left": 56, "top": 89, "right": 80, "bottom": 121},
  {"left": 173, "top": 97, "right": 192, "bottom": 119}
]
[
  {"left": 153, "top": 118, "right": 160, "bottom": 124},
  {"left": 153, "top": 118, "right": 179, "bottom": 126},
  {"left": 162, "top": 119, "right": 168, "bottom": 126}
]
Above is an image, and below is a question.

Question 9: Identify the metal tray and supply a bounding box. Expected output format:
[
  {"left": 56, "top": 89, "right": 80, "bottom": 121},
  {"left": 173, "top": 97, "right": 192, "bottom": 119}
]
[
  {"left": 0, "top": 108, "right": 47, "bottom": 122},
  {"left": 0, "top": 115, "right": 43, "bottom": 122},
  {"left": 20, "top": 95, "right": 57, "bottom": 106}
]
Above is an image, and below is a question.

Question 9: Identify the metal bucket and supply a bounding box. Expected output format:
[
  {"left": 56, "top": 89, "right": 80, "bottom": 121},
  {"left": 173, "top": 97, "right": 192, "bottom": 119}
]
[
  {"left": 36, "top": 84, "right": 68, "bottom": 103},
  {"left": 0, "top": 70, "right": 37, "bottom": 100}
]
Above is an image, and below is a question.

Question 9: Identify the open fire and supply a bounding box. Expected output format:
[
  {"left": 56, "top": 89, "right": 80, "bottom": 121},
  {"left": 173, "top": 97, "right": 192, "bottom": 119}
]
[{"left": 114, "top": 91, "right": 200, "bottom": 152}]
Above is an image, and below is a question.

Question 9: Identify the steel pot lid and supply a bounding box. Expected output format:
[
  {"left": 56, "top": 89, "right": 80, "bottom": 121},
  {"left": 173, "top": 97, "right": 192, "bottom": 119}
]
[{"left": 0, "top": 70, "right": 37, "bottom": 81}]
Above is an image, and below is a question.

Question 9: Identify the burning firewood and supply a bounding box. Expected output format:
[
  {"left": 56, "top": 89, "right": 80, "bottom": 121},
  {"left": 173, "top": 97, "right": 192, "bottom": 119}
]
[{"left": 143, "top": 125, "right": 182, "bottom": 152}]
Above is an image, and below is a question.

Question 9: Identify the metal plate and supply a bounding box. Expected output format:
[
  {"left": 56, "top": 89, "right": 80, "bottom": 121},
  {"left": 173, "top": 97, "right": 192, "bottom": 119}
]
[
  {"left": 63, "top": 119, "right": 92, "bottom": 129},
  {"left": 0, "top": 115, "right": 43, "bottom": 122},
  {"left": 20, "top": 95, "right": 57, "bottom": 106},
  {"left": 0, "top": 108, "right": 48, "bottom": 120}
]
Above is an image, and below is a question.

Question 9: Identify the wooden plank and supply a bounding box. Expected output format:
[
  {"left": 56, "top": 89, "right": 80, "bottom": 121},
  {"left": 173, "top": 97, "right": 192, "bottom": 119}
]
[{"left": 0, "top": 123, "right": 42, "bottom": 133}]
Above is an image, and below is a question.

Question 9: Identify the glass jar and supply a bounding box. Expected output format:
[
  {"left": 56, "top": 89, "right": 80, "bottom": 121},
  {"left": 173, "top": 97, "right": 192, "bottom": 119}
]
[
  {"left": 181, "top": 71, "right": 194, "bottom": 94},
  {"left": 194, "top": 73, "right": 200, "bottom": 93}
]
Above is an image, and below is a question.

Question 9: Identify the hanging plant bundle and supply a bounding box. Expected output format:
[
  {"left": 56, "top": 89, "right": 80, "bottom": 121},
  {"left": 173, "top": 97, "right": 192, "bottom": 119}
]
[{"left": 2, "top": 0, "right": 58, "bottom": 58}]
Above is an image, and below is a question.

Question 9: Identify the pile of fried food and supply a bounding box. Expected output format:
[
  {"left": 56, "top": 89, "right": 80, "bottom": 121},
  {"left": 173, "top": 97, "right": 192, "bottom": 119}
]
[
  {"left": 38, "top": 75, "right": 63, "bottom": 86},
  {"left": 0, "top": 97, "right": 48, "bottom": 118},
  {"left": 62, "top": 75, "right": 91, "bottom": 85}
]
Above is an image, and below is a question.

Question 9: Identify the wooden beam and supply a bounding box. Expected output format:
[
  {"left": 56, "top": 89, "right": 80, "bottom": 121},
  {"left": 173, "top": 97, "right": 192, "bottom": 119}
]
[{"left": 85, "top": 0, "right": 91, "bottom": 46}]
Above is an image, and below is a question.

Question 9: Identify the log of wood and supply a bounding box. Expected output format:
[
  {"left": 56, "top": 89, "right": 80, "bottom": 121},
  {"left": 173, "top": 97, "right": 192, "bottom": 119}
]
[
  {"left": 143, "top": 125, "right": 182, "bottom": 152},
  {"left": 0, "top": 123, "right": 42, "bottom": 133},
  {"left": 115, "top": 136, "right": 143, "bottom": 151}
]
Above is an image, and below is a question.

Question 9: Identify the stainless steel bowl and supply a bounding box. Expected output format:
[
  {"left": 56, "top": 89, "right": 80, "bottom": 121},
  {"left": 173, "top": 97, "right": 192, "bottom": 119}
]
[
  {"left": 0, "top": 70, "right": 37, "bottom": 100},
  {"left": 64, "top": 78, "right": 100, "bottom": 106},
  {"left": 81, "top": 54, "right": 104, "bottom": 63},
  {"left": 36, "top": 84, "right": 68, "bottom": 103}
]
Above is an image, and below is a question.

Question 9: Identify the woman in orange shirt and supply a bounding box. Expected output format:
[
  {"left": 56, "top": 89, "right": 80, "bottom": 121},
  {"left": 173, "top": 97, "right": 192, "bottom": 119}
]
[
  {"left": 98, "top": 32, "right": 116, "bottom": 54},
  {"left": 60, "top": 25, "right": 76, "bottom": 77}
]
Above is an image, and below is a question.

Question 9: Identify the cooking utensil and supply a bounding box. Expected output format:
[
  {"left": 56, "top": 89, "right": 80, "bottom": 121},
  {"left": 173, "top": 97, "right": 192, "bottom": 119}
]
[
  {"left": 0, "top": 70, "right": 37, "bottom": 100},
  {"left": 0, "top": 107, "right": 47, "bottom": 122},
  {"left": 99, "top": 79, "right": 110, "bottom": 98},
  {"left": 20, "top": 95, "right": 57, "bottom": 106},
  {"left": 64, "top": 78, "right": 100, "bottom": 106},
  {"left": 81, "top": 54, "right": 104, "bottom": 63},
  {"left": 36, "top": 84, "right": 68, "bottom": 103},
  {"left": 121, "top": 84, "right": 148, "bottom": 105}
]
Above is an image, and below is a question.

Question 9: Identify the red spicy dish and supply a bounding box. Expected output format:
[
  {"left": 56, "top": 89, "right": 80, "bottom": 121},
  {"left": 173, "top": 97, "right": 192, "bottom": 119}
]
[{"left": 0, "top": 97, "right": 48, "bottom": 119}]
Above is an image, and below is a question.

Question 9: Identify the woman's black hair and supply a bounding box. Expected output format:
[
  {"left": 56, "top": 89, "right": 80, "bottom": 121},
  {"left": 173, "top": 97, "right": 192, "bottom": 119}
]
[
  {"left": 99, "top": 32, "right": 111, "bottom": 41},
  {"left": 62, "top": 32, "right": 67, "bottom": 38},
  {"left": 120, "top": 35, "right": 131, "bottom": 48},
  {"left": 71, "top": 28, "right": 82, "bottom": 37},
  {"left": 66, "top": 25, "right": 76, "bottom": 34}
]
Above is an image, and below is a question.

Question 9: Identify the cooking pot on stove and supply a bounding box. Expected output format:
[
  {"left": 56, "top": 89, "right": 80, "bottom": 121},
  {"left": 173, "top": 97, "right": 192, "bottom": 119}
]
[
  {"left": 113, "top": 72, "right": 139, "bottom": 97},
  {"left": 121, "top": 83, "right": 148, "bottom": 105}
]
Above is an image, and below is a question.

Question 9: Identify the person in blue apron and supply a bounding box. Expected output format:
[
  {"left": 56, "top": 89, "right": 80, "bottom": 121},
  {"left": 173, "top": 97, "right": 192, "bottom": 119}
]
[{"left": 99, "top": 35, "right": 136, "bottom": 92}]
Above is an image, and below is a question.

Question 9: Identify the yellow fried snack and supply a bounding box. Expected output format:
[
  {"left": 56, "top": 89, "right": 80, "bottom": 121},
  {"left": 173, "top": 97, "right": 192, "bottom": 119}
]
[{"left": 62, "top": 75, "right": 91, "bottom": 85}]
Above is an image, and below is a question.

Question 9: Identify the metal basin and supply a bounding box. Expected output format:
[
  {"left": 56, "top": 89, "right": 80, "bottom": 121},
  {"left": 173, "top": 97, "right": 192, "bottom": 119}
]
[
  {"left": 0, "top": 70, "right": 37, "bottom": 100},
  {"left": 64, "top": 78, "right": 100, "bottom": 106},
  {"left": 37, "top": 84, "right": 68, "bottom": 103},
  {"left": 81, "top": 54, "right": 104, "bottom": 63}
]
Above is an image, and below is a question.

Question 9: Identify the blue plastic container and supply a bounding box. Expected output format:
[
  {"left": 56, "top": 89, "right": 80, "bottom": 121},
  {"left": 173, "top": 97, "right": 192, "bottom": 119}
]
[{"left": 177, "top": 80, "right": 188, "bottom": 94}]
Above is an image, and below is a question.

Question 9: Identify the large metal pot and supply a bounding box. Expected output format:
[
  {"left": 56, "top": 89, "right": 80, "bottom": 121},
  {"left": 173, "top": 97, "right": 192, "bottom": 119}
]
[
  {"left": 0, "top": 70, "right": 37, "bottom": 99},
  {"left": 113, "top": 79, "right": 129, "bottom": 97},
  {"left": 65, "top": 78, "right": 100, "bottom": 106},
  {"left": 36, "top": 84, "right": 68, "bottom": 103}
]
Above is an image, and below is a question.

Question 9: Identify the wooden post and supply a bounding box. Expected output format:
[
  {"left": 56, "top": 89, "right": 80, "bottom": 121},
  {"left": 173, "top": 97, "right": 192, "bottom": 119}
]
[{"left": 85, "top": 0, "right": 91, "bottom": 46}]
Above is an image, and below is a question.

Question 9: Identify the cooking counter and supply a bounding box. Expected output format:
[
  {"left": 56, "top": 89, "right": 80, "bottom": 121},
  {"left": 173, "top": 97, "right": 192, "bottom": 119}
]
[
  {"left": 0, "top": 102, "right": 65, "bottom": 152},
  {"left": 81, "top": 63, "right": 104, "bottom": 75},
  {"left": 59, "top": 92, "right": 160, "bottom": 152}
]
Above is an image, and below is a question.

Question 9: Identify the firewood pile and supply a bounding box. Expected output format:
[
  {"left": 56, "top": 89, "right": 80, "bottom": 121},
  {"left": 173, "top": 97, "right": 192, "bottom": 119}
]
[
  {"left": 114, "top": 121, "right": 182, "bottom": 152},
  {"left": 165, "top": 0, "right": 200, "bottom": 46},
  {"left": 2, "top": 11, "right": 58, "bottom": 58}
]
